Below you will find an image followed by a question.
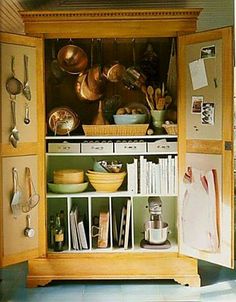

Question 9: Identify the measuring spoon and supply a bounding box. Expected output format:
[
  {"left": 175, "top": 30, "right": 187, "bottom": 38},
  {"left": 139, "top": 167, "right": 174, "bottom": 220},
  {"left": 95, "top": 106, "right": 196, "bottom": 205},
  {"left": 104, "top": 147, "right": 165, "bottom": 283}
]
[
  {"left": 6, "top": 56, "right": 23, "bottom": 96},
  {"left": 24, "top": 215, "right": 35, "bottom": 238},
  {"left": 24, "top": 103, "right": 31, "bottom": 124}
]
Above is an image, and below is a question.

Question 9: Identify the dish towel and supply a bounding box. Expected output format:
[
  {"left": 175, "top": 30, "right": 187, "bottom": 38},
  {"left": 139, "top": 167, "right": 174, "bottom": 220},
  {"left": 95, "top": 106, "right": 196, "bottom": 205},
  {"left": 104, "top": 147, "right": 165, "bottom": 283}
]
[{"left": 181, "top": 167, "right": 219, "bottom": 252}]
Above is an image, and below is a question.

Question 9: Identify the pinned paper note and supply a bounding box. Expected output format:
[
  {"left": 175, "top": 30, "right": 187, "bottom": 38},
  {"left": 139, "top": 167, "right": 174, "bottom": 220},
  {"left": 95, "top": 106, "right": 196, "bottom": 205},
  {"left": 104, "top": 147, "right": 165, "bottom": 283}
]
[{"left": 189, "top": 59, "right": 208, "bottom": 90}]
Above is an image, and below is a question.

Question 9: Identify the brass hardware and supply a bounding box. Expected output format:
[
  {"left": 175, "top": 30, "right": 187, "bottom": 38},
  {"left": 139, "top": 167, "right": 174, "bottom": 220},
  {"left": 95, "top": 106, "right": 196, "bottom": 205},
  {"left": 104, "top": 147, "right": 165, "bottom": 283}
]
[{"left": 225, "top": 141, "right": 232, "bottom": 151}]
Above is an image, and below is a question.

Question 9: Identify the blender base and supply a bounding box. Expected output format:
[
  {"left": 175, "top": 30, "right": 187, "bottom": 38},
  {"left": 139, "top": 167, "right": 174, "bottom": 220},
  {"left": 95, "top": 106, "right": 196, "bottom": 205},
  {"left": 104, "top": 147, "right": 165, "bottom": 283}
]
[{"left": 140, "top": 239, "right": 171, "bottom": 249}]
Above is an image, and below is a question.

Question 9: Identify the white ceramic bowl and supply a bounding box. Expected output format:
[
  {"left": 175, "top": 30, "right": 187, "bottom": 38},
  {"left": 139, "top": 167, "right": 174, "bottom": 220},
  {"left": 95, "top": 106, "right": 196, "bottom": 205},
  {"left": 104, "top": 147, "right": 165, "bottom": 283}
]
[{"left": 113, "top": 114, "right": 147, "bottom": 125}]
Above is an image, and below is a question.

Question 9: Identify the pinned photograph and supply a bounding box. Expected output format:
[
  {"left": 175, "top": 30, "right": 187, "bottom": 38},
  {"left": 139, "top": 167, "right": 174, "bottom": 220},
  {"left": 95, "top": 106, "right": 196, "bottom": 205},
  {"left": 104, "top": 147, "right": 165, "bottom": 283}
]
[
  {"left": 191, "top": 96, "right": 203, "bottom": 114},
  {"left": 200, "top": 45, "right": 216, "bottom": 59},
  {"left": 201, "top": 102, "right": 215, "bottom": 125}
]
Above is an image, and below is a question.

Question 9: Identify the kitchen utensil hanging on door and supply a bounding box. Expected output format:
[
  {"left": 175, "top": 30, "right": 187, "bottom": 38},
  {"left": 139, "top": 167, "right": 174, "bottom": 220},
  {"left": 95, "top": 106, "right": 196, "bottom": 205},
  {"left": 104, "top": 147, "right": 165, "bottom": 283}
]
[
  {"left": 22, "top": 167, "right": 40, "bottom": 213},
  {"left": 24, "top": 214, "right": 35, "bottom": 238},
  {"left": 6, "top": 56, "right": 23, "bottom": 96},
  {"left": 9, "top": 97, "right": 19, "bottom": 148},
  {"left": 11, "top": 167, "right": 22, "bottom": 218},
  {"left": 22, "top": 55, "right": 31, "bottom": 101}
]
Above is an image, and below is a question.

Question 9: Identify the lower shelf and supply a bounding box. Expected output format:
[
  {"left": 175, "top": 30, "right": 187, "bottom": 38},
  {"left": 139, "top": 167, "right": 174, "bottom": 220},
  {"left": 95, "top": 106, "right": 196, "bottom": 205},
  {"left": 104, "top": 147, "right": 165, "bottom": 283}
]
[
  {"left": 27, "top": 252, "right": 201, "bottom": 288},
  {"left": 47, "top": 239, "right": 178, "bottom": 253}
]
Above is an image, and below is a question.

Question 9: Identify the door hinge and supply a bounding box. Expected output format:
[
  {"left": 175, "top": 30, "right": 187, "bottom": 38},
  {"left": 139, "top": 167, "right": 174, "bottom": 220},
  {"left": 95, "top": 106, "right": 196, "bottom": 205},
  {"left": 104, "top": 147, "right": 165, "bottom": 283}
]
[{"left": 224, "top": 141, "right": 233, "bottom": 151}]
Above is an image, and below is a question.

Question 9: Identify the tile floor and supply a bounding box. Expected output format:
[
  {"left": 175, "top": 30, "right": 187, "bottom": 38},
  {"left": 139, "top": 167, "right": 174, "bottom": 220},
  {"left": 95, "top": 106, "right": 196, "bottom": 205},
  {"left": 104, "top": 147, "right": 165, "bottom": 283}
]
[{"left": 0, "top": 261, "right": 236, "bottom": 302}]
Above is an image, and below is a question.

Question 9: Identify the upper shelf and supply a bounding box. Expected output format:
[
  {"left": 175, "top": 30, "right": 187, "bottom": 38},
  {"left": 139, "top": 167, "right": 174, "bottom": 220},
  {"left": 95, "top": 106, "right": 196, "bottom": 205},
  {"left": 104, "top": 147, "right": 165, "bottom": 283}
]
[{"left": 45, "top": 134, "right": 177, "bottom": 140}]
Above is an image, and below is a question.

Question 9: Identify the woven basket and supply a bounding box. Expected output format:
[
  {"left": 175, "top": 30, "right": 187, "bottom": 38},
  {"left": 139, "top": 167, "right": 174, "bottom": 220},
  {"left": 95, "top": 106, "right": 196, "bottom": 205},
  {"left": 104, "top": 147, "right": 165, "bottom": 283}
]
[
  {"left": 82, "top": 124, "right": 149, "bottom": 136},
  {"left": 162, "top": 124, "right": 178, "bottom": 135}
]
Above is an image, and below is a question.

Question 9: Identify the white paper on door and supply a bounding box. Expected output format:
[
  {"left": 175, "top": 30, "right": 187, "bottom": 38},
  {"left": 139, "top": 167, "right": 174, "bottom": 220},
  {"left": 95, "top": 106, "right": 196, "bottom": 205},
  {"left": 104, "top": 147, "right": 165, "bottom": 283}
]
[
  {"left": 189, "top": 59, "right": 208, "bottom": 90},
  {"left": 181, "top": 167, "right": 219, "bottom": 252}
]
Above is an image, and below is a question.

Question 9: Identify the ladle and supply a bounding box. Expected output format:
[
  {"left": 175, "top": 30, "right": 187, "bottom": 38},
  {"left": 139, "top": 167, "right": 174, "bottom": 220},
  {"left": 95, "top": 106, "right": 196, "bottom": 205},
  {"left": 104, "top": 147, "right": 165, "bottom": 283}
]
[
  {"left": 50, "top": 40, "right": 65, "bottom": 81},
  {"left": 6, "top": 56, "right": 23, "bottom": 96}
]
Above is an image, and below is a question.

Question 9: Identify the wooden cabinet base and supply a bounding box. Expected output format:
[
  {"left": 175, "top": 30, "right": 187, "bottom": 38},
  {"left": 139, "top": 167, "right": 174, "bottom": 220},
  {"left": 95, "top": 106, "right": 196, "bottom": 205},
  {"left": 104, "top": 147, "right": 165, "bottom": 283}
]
[{"left": 27, "top": 252, "right": 201, "bottom": 287}]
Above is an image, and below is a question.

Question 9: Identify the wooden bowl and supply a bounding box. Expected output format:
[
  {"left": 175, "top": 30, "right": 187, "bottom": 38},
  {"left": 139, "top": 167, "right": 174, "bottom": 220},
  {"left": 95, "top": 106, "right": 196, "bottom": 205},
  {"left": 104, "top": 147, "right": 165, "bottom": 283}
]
[{"left": 53, "top": 169, "right": 84, "bottom": 184}]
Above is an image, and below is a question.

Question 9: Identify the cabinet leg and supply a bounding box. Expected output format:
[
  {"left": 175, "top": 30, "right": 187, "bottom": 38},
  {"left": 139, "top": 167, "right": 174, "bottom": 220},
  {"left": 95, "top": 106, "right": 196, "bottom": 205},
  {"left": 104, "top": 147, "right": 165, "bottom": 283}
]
[
  {"left": 174, "top": 276, "right": 201, "bottom": 287},
  {"left": 27, "top": 277, "right": 52, "bottom": 288}
]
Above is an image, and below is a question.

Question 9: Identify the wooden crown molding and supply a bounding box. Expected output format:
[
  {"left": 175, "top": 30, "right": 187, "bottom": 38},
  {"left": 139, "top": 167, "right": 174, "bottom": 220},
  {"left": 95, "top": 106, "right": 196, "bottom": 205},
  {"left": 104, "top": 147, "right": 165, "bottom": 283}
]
[
  {"left": 19, "top": 8, "right": 202, "bottom": 38},
  {"left": 20, "top": 8, "right": 202, "bottom": 22}
]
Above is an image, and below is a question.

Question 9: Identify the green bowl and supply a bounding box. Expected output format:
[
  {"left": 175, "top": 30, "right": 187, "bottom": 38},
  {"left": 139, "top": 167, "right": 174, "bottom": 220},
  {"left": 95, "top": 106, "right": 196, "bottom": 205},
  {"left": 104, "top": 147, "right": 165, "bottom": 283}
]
[{"left": 48, "top": 182, "right": 88, "bottom": 194}]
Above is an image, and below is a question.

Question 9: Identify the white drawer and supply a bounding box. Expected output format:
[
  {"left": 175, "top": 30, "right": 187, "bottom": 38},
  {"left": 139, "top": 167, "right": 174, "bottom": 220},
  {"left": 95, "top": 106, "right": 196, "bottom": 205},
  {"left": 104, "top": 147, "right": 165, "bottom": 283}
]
[
  {"left": 48, "top": 142, "right": 80, "bottom": 153},
  {"left": 147, "top": 140, "right": 177, "bottom": 153},
  {"left": 81, "top": 142, "right": 113, "bottom": 153},
  {"left": 114, "top": 142, "right": 146, "bottom": 153}
]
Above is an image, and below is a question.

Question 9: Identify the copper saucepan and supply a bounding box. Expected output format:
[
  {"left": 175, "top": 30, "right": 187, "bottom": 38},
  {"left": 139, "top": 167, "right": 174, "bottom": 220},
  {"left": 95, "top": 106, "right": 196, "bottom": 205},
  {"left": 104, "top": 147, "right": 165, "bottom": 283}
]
[
  {"left": 123, "top": 39, "right": 146, "bottom": 90},
  {"left": 87, "top": 39, "right": 105, "bottom": 95},
  {"left": 75, "top": 39, "right": 104, "bottom": 101},
  {"left": 57, "top": 44, "right": 88, "bottom": 74},
  {"left": 76, "top": 73, "right": 103, "bottom": 101},
  {"left": 103, "top": 39, "right": 126, "bottom": 83}
]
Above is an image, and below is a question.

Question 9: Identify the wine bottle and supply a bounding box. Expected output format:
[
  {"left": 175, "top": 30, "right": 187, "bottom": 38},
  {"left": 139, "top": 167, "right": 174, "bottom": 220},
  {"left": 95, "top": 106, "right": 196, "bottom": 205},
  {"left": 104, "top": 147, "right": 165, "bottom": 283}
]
[
  {"left": 48, "top": 215, "right": 55, "bottom": 249},
  {"left": 54, "top": 213, "right": 64, "bottom": 252},
  {"left": 59, "top": 210, "right": 65, "bottom": 245}
]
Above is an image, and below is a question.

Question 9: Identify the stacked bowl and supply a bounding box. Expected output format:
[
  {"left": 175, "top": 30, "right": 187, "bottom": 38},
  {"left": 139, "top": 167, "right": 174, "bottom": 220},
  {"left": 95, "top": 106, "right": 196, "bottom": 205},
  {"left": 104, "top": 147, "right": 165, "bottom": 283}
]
[
  {"left": 86, "top": 170, "right": 126, "bottom": 192},
  {"left": 48, "top": 169, "right": 88, "bottom": 193}
]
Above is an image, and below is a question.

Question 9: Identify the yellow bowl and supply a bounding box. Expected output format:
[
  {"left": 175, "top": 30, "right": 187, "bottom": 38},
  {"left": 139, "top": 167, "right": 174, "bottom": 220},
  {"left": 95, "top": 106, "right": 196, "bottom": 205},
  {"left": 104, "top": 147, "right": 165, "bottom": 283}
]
[
  {"left": 87, "top": 170, "right": 126, "bottom": 179},
  {"left": 88, "top": 179, "right": 124, "bottom": 192},
  {"left": 86, "top": 171, "right": 126, "bottom": 192}
]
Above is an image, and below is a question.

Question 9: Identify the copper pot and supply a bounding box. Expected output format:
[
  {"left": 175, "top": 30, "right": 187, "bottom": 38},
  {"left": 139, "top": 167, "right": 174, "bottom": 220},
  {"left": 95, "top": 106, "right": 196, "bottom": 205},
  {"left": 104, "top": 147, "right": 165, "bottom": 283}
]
[
  {"left": 87, "top": 39, "right": 105, "bottom": 96},
  {"left": 103, "top": 39, "right": 126, "bottom": 83},
  {"left": 57, "top": 44, "right": 88, "bottom": 74},
  {"left": 87, "top": 65, "right": 105, "bottom": 94},
  {"left": 76, "top": 72, "right": 103, "bottom": 101},
  {"left": 48, "top": 106, "right": 79, "bottom": 135},
  {"left": 123, "top": 39, "right": 146, "bottom": 90},
  {"left": 75, "top": 39, "right": 104, "bottom": 101}
]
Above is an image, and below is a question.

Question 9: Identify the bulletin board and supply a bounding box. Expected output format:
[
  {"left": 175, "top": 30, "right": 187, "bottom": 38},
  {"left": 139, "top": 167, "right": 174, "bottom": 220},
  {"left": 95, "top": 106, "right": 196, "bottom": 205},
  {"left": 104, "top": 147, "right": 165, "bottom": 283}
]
[{"left": 185, "top": 39, "right": 222, "bottom": 140}]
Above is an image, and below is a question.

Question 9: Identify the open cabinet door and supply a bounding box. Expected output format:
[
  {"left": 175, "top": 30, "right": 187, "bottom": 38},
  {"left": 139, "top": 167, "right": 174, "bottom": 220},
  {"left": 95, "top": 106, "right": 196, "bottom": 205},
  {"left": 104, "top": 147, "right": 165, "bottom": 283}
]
[
  {"left": 178, "top": 27, "right": 234, "bottom": 268},
  {"left": 0, "top": 33, "right": 45, "bottom": 267}
]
